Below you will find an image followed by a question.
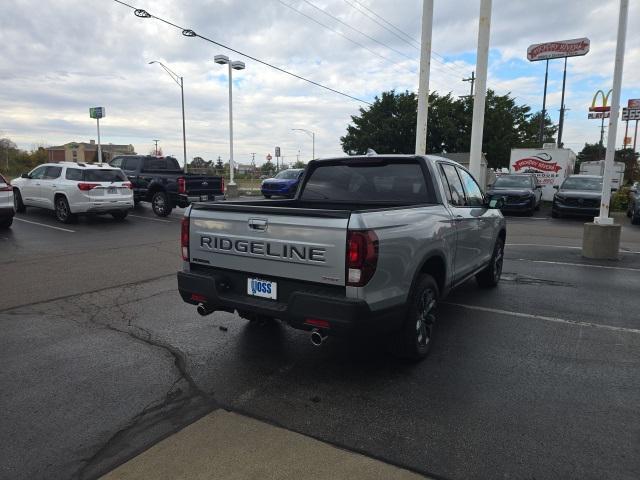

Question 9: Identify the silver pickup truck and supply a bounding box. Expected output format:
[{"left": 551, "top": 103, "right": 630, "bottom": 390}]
[{"left": 178, "top": 155, "right": 506, "bottom": 360}]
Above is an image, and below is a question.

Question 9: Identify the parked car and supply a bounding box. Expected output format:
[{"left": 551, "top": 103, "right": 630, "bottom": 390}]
[
  {"left": 109, "top": 155, "right": 225, "bottom": 217},
  {"left": 11, "top": 162, "right": 133, "bottom": 223},
  {"left": 0, "top": 173, "right": 15, "bottom": 228},
  {"left": 552, "top": 175, "right": 603, "bottom": 218},
  {"left": 627, "top": 182, "right": 640, "bottom": 225},
  {"left": 486, "top": 174, "right": 542, "bottom": 215},
  {"left": 261, "top": 168, "right": 304, "bottom": 198},
  {"left": 178, "top": 155, "right": 506, "bottom": 360}
]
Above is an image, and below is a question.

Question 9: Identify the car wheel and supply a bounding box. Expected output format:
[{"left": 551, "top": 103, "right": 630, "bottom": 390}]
[
  {"left": 151, "top": 191, "right": 172, "bottom": 217},
  {"left": 392, "top": 273, "right": 438, "bottom": 361},
  {"left": 111, "top": 210, "right": 128, "bottom": 221},
  {"left": 476, "top": 237, "right": 504, "bottom": 288},
  {"left": 0, "top": 217, "right": 12, "bottom": 229},
  {"left": 551, "top": 209, "right": 560, "bottom": 218},
  {"left": 54, "top": 196, "right": 76, "bottom": 224},
  {"left": 263, "top": 194, "right": 271, "bottom": 199},
  {"left": 13, "top": 189, "right": 26, "bottom": 213},
  {"left": 632, "top": 211, "right": 640, "bottom": 226}
]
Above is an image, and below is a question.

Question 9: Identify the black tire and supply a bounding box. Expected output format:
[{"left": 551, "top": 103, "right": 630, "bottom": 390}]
[
  {"left": 551, "top": 209, "right": 560, "bottom": 218},
  {"left": 535, "top": 201, "right": 541, "bottom": 211},
  {"left": 526, "top": 207, "right": 535, "bottom": 217},
  {"left": 13, "top": 189, "right": 26, "bottom": 213},
  {"left": 151, "top": 191, "right": 172, "bottom": 217},
  {"left": 54, "top": 196, "right": 76, "bottom": 224},
  {"left": 392, "top": 274, "right": 438, "bottom": 361},
  {"left": 632, "top": 212, "right": 640, "bottom": 226},
  {"left": 111, "top": 210, "right": 128, "bottom": 221},
  {"left": 263, "top": 194, "right": 271, "bottom": 199},
  {"left": 0, "top": 217, "right": 12, "bottom": 229},
  {"left": 476, "top": 237, "right": 504, "bottom": 288}
]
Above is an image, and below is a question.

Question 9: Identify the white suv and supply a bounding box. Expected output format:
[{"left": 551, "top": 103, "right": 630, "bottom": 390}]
[
  {"left": 0, "top": 173, "right": 15, "bottom": 228},
  {"left": 11, "top": 162, "right": 134, "bottom": 223}
]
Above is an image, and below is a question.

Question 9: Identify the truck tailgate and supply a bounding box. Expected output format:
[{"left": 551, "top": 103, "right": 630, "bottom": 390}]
[
  {"left": 189, "top": 207, "right": 349, "bottom": 286},
  {"left": 184, "top": 175, "right": 223, "bottom": 195}
]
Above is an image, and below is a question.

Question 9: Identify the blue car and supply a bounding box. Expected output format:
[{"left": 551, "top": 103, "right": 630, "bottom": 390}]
[{"left": 261, "top": 168, "right": 304, "bottom": 198}]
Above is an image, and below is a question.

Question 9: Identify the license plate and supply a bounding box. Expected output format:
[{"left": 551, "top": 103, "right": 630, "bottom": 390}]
[
  {"left": 247, "top": 278, "right": 277, "bottom": 300},
  {"left": 107, "top": 187, "right": 117, "bottom": 194}
]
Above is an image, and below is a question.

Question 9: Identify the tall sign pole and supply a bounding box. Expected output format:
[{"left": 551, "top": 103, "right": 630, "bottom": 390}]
[
  {"left": 538, "top": 59, "right": 549, "bottom": 145},
  {"left": 89, "top": 107, "right": 105, "bottom": 164},
  {"left": 469, "top": 0, "right": 492, "bottom": 180},
  {"left": 415, "top": 0, "right": 433, "bottom": 155},
  {"left": 557, "top": 57, "right": 568, "bottom": 147},
  {"left": 595, "top": 0, "right": 628, "bottom": 225}
]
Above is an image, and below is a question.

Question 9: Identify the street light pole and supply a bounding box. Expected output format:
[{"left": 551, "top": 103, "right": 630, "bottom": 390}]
[
  {"left": 291, "top": 128, "right": 315, "bottom": 160},
  {"left": 148, "top": 61, "right": 188, "bottom": 170},
  {"left": 215, "top": 55, "right": 245, "bottom": 196}
]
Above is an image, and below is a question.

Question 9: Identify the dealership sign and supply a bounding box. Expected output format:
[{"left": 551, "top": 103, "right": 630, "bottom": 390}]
[
  {"left": 527, "top": 38, "right": 590, "bottom": 62},
  {"left": 512, "top": 153, "right": 562, "bottom": 173}
]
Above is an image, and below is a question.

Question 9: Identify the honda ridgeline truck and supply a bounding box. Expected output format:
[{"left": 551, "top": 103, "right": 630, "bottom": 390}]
[{"left": 178, "top": 155, "right": 506, "bottom": 360}]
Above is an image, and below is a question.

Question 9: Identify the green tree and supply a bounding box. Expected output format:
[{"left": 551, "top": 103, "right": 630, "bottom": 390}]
[
  {"left": 292, "top": 160, "right": 306, "bottom": 169},
  {"left": 215, "top": 156, "right": 224, "bottom": 173},
  {"left": 261, "top": 162, "right": 275, "bottom": 176},
  {"left": 340, "top": 90, "right": 558, "bottom": 169}
]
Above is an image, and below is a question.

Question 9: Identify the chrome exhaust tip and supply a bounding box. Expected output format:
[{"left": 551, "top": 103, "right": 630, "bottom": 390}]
[
  {"left": 197, "top": 303, "right": 214, "bottom": 316},
  {"left": 310, "top": 328, "right": 327, "bottom": 347}
]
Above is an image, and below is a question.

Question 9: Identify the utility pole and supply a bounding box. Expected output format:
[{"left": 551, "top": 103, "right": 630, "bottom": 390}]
[
  {"left": 153, "top": 139, "right": 159, "bottom": 156},
  {"left": 634, "top": 119, "right": 639, "bottom": 153},
  {"left": 462, "top": 71, "right": 475, "bottom": 98},
  {"left": 468, "top": 0, "right": 492, "bottom": 181},
  {"left": 414, "top": 0, "right": 434, "bottom": 155}
]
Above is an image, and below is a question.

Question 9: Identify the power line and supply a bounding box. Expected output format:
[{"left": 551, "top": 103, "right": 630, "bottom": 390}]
[
  {"left": 277, "top": 0, "right": 410, "bottom": 71},
  {"left": 299, "top": 0, "right": 415, "bottom": 62},
  {"left": 111, "top": 0, "right": 372, "bottom": 105},
  {"left": 341, "top": 0, "right": 471, "bottom": 79}
]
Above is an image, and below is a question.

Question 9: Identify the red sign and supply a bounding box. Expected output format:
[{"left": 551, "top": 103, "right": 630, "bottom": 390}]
[
  {"left": 513, "top": 157, "right": 561, "bottom": 173},
  {"left": 266, "top": 154, "right": 272, "bottom": 161},
  {"left": 527, "top": 38, "right": 590, "bottom": 61}
]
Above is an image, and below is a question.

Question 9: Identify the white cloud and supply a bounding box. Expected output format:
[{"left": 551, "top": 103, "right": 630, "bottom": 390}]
[{"left": 0, "top": 0, "right": 638, "bottom": 165}]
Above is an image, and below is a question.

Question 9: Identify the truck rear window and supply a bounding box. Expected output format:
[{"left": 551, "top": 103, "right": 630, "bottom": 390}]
[{"left": 300, "top": 161, "right": 433, "bottom": 203}]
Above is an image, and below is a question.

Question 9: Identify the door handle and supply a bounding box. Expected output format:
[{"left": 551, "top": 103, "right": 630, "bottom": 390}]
[
  {"left": 248, "top": 218, "right": 268, "bottom": 231},
  {"left": 454, "top": 215, "right": 464, "bottom": 221}
]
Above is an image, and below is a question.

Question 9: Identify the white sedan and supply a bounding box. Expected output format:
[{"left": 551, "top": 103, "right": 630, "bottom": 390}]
[{"left": 11, "top": 162, "right": 134, "bottom": 223}]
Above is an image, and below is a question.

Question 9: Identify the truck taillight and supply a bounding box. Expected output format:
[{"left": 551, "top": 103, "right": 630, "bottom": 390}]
[
  {"left": 77, "top": 183, "right": 100, "bottom": 191},
  {"left": 221, "top": 177, "right": 225, "bottom": 193},
  {"left": 122, "top": 182, "right": 133, "bottom": 189},
  {"left": 0, "top": 185, "right": 12, "bottom": 192},
  {"left": 178, "top": 177, "right": 186, "bottom": 194},
  {"left": 346, "top": 230, "right": 378, "bottom": 287},
  {"left": 181, "top": 217, "right": 189, "bottom": 261}
]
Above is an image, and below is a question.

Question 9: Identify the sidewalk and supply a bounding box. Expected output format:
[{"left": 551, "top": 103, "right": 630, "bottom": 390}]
[{"left": 101, "top": 410, "right": 427, "bottom": 480}]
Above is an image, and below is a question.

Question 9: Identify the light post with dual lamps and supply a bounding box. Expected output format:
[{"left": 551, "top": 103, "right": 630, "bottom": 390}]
[{"left": 215, "top": 55, "right": 245, "bottom": 198}]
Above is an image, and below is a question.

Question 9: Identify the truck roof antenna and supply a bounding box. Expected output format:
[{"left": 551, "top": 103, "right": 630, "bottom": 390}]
[{"left": 366, "top": 148, "right": 378, "bottom": 156}]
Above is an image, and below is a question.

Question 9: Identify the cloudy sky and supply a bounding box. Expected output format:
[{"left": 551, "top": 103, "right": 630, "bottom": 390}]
[{"left": 1, "top": 0, "right": 639, "bottom": 166}]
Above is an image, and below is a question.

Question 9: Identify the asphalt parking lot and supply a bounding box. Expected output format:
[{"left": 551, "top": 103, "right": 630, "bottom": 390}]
[{"left": 1, "top": 203, "right": 640, "bottom": 480}]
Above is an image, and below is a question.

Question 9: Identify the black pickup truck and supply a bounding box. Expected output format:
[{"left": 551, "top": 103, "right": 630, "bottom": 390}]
[{"left": 109, "top": 155, "right": 224, "bottom": 217}]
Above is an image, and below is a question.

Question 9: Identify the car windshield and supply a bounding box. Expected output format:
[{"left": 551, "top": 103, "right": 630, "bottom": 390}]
[
  {"left": 83, "top": 169, "right": 127, "bottom": 182},
  {"left": 494, "top": 176, "right": 532, "bottom": 188},
  {"left": 561, "top": 177, "right": 603, "bottom": 191},
  {"left": 274, "top": 169, "right": 301, "bottom": 180}
]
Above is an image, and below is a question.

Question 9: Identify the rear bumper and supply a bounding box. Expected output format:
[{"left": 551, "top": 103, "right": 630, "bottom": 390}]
[
  {"left": 177, "top": 270, "right": 403, "bottom": 336},
  {"left": 0, "top": 206, "right": 15, "bottom": 218},
  {"left": 78, "top": 200, "right": 134, "bottom": 213},
  {"left": 177, "top": 193, "right": 224, "bottom": 208}
]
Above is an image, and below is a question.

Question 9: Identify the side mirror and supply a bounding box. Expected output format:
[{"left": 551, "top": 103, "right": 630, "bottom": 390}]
[
  {"left": 21, "top": 173, "right": 30, "bottom": 179},
  {"left": 611, "top": 187, "right": 617, "bottom": 192},
  {"left": 631, "top": 187, "right": 638, "bottom": 193},
  {"left": 553, "top": 185, "right": 559, "bottom": 190},
  {"left": 488, "top": 197, "right": 504, "bottom": 209}
]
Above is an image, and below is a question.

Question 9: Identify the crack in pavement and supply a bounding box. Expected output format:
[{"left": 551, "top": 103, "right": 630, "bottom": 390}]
[{"left": 10, "top": 281, "right": 218, "bottom": 480}]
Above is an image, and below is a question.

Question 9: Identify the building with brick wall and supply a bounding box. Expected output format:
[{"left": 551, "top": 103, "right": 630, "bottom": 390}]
[{"left": 46, "top": 140, "right": 135, "bottom": 163}]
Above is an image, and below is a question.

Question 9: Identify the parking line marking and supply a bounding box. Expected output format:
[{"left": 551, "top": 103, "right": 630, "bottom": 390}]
[
  {"left": 444, "top": 302, "right": 640, "bottom": 335},
  {"left": 511, "top": 258, "right": 640, "bottom": 272},
  {"left": 507, "top": 243, "right": 640, "bottom": 254},
  {"left": 129, "top": 214, "right": 173, "bottom": 223},
  {"left": 14, "top": 217, "right": 75, "bottom": 233}
]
